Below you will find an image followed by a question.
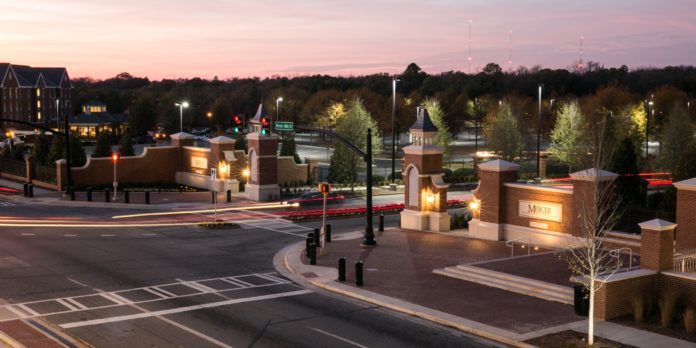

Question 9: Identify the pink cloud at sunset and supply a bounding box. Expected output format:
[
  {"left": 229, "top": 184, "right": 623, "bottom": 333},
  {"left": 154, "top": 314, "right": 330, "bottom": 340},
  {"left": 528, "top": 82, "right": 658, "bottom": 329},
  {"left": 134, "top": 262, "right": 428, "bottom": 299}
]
[{"left": 1, "top": 0, "right": 695, "bottom": 80}]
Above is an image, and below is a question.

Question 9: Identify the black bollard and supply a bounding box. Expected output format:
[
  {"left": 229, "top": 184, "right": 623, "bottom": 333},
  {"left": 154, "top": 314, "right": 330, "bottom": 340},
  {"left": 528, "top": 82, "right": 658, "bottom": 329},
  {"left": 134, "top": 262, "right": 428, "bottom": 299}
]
[
  {"left": 105, "top": 189, "right": 110, "bottom": 203},
  {"left": 379, "top": 214, "right": 384, "bottom": 232},
  {"left": 355, "top": 261, "right": 364, "bottom": 286},
  {"left": 28, "top": 184, "right": 33, "bottom": 198},
  {"left": 70, "top": 188, "right": 75, "bottom": 201},
  {"left": 325, "top": 224, "right": 332, "bottom": 243},
  {"left": 338, "top": 257, "right": 346, "bottom": 281},
  {"left": 309, "top": 243, "right": 317, "bottom": 265},
  {"left": 23, "top": 183, "right": 28, "bottom": 197},
  {"left": 306, "top": 237, "right": 313, "bottom": 257},
  {"left": 87, "top": 188, "right": 92, "bottom": 202},
  {"left": 124, "top": 190, "right": 130, "bottom": 204},
  {"left": 226, "top": 189, "right": 232, "bottom": 203},
  {"left": 211, "top": 191, "right": 216, "bottom": 204},
  {"left": 313, "top": 228, "right": 320, "bottom": 246},
  {"left": 145, "top": 190, "right": 150, "bottom": 204}
]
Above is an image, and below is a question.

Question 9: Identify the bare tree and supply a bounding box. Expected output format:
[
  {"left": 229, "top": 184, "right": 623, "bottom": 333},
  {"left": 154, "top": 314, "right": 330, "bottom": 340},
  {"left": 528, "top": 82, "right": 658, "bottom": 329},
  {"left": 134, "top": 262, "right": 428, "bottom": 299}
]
[{"left": 565, "top": 116, "right": 623, "bottom": 346}]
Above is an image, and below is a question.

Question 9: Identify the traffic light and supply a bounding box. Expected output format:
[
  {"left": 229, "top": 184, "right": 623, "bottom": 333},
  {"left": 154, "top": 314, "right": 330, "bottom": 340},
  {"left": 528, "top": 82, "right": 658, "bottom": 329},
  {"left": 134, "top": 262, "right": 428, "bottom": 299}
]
[
  {"left": 260, "top": 116, "right": 271, "bottom": 135},
  {"left": 233, "top": 115, "right": 242, "bottom": 133},
  {"left": 111, "top": 152, "right": 120, "bottom": 163},
  {"left": 318, "top": 182, "right": 330, "bottom": 195}
]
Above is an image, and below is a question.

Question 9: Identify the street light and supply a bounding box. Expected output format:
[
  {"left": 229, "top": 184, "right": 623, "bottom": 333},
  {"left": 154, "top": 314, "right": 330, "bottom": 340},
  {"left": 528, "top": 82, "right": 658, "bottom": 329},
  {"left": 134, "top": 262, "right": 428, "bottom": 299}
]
[
  {"left": 644, "top": 98, "right": 654, "bottom": 159},
  {"left": 275, "top": 97, "right": 283, "bottom": 123},
  {"left": 473, "top": 98, "right": 480, "bottom": 176},
  {"left": 536, "top": 85, "right": 543, "bottom": 179},
  {"left": 175, "top": 101, "right": 189, "bottom": 133},
  {"left": 390, "top": 77, "right": 399, "bottom": 188}
]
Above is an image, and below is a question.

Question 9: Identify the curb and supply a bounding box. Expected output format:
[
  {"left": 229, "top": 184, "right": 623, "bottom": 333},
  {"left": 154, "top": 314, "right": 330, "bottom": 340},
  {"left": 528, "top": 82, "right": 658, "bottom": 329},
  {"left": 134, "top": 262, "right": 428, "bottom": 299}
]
[
  {"left": 0, "top": 330, "right": 22, "bottom": 348},
  {"left": 273, "top": 240, "right": 537, "bottom": 348}
]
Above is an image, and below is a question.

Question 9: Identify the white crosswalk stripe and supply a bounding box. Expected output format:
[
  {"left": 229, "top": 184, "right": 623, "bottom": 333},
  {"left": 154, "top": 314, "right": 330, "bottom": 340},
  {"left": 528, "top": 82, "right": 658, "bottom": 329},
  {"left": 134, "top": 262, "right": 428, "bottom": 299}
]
[
  {"left": 0, "top": 201, "right": 15, "bottom": 207},
  {"left": 0, "top": 272, "right": 294, "bottom": 322}
]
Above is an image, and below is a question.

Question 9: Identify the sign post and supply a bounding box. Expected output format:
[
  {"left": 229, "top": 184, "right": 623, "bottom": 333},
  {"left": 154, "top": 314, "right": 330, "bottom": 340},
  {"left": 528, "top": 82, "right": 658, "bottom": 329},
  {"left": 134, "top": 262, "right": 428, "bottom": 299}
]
[
  {"left": 318, "top": 182, "right": 330, "bottom": 249},
  {"left": 211, "top": 168, "right": 217, "bottom": 221},
  {"left": 111, "top": 152, "right": 120, "bottom": 201}
]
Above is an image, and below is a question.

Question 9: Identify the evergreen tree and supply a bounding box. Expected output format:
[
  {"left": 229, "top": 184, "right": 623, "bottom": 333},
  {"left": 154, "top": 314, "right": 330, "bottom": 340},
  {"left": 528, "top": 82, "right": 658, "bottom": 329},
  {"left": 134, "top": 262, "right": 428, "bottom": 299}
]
[
  {"left": 610, "top": 138, "right": 642, "bottom": 205},
  {"left": 93, "top": 133, "right": 112, "bottom": 158},
  {"left": 47, "top": 136, "right": 65, "bottom": 164},
  {"left": 549, "top": 100, "right": 586, "bottom": 173},
  {"left": 31, "top": 134, "right": 51, "bottom": 165},
  {"left": 674, "top": 141, "right": 696, "bottom": 181},
  {"left": 119, "top": 131, "right": 135, "bottom": 157},
  {"left": 421, "top": 98, "right": 453, "bottom": 157},
  {"left": 484, "top": 102, "right": 524, "bottom": 162},
  {"left": 328, "top": 99, "right": 381, "bottom": 190},
  {"left": 658, "top": 105, "right": 694, "bottom": 173},
  {"left": 69, "top": 136, "right": 87, "bottom": 167},
  {"left": 279, "top": 135, "right": 301, "bottom": 164},
  {"left": 128, "top": 93, "right": 157, "bottom": 135}
]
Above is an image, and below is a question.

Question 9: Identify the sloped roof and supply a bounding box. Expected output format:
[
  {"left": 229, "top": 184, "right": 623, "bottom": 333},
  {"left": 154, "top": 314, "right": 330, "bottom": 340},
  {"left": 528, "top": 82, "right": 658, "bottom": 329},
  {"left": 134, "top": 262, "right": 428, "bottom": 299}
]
[
  {"left": 410, "top": 107, "right": 438, "bottom": 132},
  {"left": 0, "top": 63, "right": 9, "bottom": 86},
  {"left": 34, "top": 67, "right": 66, "bottom": 87},
  {"left": 250, "top": 103, "right": 268, "bottom": 124},
  {"left": 69, "top": 112, "right": 127, "bottom": 125},
  {"left": 84, "top": 100, "right": 107, "bottom": 107},
  {"left": 11, "top": 65, "right": 41, "bottom": 87}
]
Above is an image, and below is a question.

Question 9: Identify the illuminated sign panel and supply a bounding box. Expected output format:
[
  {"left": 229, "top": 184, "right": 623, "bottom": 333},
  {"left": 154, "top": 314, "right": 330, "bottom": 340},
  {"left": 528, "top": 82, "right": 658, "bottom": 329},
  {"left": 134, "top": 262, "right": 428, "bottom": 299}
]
[
  {"left": 191, "top": 156, "right": 208, "bottom": 170},
  {"left": 518, "top": 200, "right": 562, "bottom": 222}
]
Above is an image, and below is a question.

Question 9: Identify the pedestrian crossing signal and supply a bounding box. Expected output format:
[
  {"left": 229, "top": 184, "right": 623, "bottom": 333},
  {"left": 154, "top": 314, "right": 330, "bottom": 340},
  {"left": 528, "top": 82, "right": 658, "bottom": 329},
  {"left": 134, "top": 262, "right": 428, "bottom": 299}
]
[{"left": 318, "top": 182, "right": 330, "bottom": 195}]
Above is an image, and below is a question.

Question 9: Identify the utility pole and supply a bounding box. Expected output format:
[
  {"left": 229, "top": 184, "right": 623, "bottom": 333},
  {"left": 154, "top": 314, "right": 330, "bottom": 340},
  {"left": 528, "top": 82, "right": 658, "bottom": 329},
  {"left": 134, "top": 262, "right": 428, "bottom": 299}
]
[
  {"left": 537, "top": 85, "right": 543, "bottom": 178},
  {"left": 390, "top": 77, "right": 399, "bottom": 189}
]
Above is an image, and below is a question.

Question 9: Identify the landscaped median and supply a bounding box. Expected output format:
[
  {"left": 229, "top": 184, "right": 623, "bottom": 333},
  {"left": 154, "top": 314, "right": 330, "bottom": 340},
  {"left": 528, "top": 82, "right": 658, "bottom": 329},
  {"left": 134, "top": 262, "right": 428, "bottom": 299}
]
[{"left": 280, "top": 199, "right": 468, "bottom": 221}]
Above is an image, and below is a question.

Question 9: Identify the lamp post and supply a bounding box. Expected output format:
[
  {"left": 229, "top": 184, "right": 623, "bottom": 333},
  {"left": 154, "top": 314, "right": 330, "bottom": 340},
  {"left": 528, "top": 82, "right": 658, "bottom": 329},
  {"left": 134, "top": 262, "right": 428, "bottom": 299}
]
[
  {"left": 275, "top": 97, "right": 283, "bottom": 124},
  {"left": 175, "top": 101, "right": 189, "bottom": 133},
  {"left": 536, "top": 85, "right": 543, "bottom": 179},
  {"left": 55, "top": 98, "right": 60, "bottom": 130},
  {"left": 474, "top": 98, "right": 480, "bottom": 176},
  {"left": 390, "top": 77, "right": 399, "bottom": 188},
  {"left": 644, "top": 98, "right": 654, "bottom": 159}
]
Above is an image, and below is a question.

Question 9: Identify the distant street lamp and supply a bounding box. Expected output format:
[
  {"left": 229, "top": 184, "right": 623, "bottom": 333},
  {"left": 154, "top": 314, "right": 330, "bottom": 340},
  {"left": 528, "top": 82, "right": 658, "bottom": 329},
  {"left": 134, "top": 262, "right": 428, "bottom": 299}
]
[
  {"left": 276, "top": 97, "right": 283, "bottom": 123},
  {"left": 175, "top": 101, "right": 189, "bottom": 133},
  {"left": 644, "top": 98, "right": 654, "bottom": 159},
  {"left": 390, "top": 77, "right": 399, "bottom": 187},
  {"left": 536, "top": 85, "right": 543, "bottom": 178},
  {"left": 473, "top": 98, "right": 480, "bottom": 176}
]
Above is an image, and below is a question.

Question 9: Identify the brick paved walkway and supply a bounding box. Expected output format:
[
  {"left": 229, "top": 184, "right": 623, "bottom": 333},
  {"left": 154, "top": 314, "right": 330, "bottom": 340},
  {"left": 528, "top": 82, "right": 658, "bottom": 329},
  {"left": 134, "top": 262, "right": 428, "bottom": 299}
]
[
  {"left": 0, "top": 320, "right": 64, "bottom": 348},
  {"left": 309, "top": 229, "right": 582, "bottom": 334}
]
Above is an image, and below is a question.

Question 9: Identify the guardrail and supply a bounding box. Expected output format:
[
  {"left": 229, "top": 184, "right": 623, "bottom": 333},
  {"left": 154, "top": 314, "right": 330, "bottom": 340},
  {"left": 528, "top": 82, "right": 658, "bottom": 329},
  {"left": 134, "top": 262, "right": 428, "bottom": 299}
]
[
  {"left": 674, "top": 249, "right": 696, "bottom": 273},
  {"left": 505, "top": 237, "right": 531, "bottom": 257}
]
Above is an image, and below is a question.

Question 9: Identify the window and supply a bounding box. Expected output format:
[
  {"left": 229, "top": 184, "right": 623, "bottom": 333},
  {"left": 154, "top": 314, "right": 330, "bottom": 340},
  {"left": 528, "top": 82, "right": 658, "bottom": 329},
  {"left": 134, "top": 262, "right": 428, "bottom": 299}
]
[
  {"left": 37, "top": 100, "right": 41, "bottom": 108},
  {"left": 37, "top": 111, "right": 41, "bottom": 120},
  {"left": 36, "top": 88, "right": 41, "bottom": 97}
]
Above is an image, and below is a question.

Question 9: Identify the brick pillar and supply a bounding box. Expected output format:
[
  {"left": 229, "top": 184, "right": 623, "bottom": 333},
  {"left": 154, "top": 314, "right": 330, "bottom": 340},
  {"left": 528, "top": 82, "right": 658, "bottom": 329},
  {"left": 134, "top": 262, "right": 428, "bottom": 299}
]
[
  {"left": 246, "top": 133, "right": 280, "bottom": 201},
  {"left": 56, "top": 159, "right": 67, "bottom": 191},
  {"left": 469, "top": 160, "right": 519, "bottom": 240},
  {"left": 639, "top": 219, "right": 676, "bottom": 271},
  {"left": 170, "top": 132, "right": 194, "bottom": 173},
  {"left": 209, "top": 136, "right": 238, "bottom": 193},
  {"left": 674, "top": 177, "right": 696, "bottom": 251},
  {"left": 570, "top": 168, "right": 618, "bottom": 237},
  {"left": 25, "top": 156, "right": 33, "bottom": 182}
]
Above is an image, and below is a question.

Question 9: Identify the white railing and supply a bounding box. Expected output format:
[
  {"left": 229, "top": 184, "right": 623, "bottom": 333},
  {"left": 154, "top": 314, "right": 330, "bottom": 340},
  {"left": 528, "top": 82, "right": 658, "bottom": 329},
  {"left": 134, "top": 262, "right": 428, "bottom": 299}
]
[
  {"left": 506, "top": 238, "right": 531, "bottom": 257},
  {"left": 674, "top": 249, "right": 696, "bottom": 273},
  {"left": 609, "top": 247, "right": 634, "bottom": 270}
]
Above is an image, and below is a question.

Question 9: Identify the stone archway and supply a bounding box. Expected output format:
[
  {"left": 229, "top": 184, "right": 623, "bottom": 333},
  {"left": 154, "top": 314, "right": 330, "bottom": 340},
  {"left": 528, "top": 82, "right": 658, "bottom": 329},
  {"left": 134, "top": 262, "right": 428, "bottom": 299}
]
[{"left": 406, "top": 164, "right": 419, "bottom": 208}]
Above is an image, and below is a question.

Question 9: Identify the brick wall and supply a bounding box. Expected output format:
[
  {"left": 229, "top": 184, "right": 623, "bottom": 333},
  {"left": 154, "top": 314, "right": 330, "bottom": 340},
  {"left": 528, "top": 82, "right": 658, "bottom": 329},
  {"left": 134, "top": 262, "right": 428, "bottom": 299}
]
[
  {"left": 502, "top": 186, "right": 573, "bottom": 234},
  {"left": 594, "top": 272, "right": 658, "bottom": 320},
  {"left": 277, "top": 156, "right": 308, "bottom": 186},
  {"left": 676, "top": 190, "right": 696, "bottom": 250},
  {"left": 71, "top": 146, "right": 178, "bottom": 187},
  {"left": 660, "top": 273, "right": 696, "bottom": 307},
  {"left": 477, "top": 170, "right": 517, "bottom": 224}
]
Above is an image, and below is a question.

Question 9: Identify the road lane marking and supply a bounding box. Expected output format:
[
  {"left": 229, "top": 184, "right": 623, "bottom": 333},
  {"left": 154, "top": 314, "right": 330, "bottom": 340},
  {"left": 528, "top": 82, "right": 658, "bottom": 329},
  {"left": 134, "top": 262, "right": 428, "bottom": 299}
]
[
  {"left": 16, "top": 304, "right": 40, "bottom": 316},
  {"left": 67, "top": 278, "right": 88, "bottom": 287},
  {"left": 154, "top": 315, "right": 235, "bottom": 348},
  {"left": 100, "top": 234, "right": 116, "bottom": 237},
  {"left": 59, "top": 290, "right": 312, "bottom": 328},
  {"left": 64, "top": 298, "right": 88, "bottom": 310},
  {"left": 152, "top": 287, "right": 177, "bottom": 298},
  {"left": 226, "top": 277, "right": 254, "bottom": 287},
  {"left": 307, "top": 327, "right": 369, "bottom": 348},
  {"left": 142, "top": 233, "right": 157, "bottom": 236},
  {"left": 7, "top": 306, "right": 27, "bottom": 318},
  {"left": 64, "top": 234, "right": 77, "bottom": 237},
  {"left": 20, "top": 233, "right": 35, "bottom": 236},
  {"left": 182, "top": 281, "right": 216, "bottom": 293}
]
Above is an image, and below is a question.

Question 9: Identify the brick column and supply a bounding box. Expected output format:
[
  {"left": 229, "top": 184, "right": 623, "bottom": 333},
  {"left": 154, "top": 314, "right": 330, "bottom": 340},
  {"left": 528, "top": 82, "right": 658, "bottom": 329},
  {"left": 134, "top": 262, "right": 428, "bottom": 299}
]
[
  {"left": 639, "top": 219, "right": 676, "bottom": 271},
  {"left": 246, "top": 132, "right": 280, "bottom": 201},
  {"left": 56, "top": 159, "right": 67, "bottom": 191},
  {"left": 209, "top": 136, "right": 238, "bottom": 193},
  {"left": 469, "top": 160, "right": 519, "bottom": 240},
  {"left": 570, "top": 168, "right": 618, "bottom": 237},
  {"left": 674, "top": 177, "right": 696, "bottom": 251}
]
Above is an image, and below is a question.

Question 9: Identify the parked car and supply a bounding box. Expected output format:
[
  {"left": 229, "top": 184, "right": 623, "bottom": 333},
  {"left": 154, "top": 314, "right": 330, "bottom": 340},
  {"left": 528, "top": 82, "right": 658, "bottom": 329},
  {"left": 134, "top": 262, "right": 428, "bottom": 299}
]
[
  {"left": 283, "top": 191, "right": 345, "bottom": 207},
  {"left": 191, "top": 127, "right": 211, "bottom": 136}
]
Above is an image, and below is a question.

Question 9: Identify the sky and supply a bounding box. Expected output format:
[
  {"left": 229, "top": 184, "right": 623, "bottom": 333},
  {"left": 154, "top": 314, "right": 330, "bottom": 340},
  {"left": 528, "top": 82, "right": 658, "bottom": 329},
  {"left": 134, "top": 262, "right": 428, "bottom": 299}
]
[{"left": 1, "top": 0, "right": 695, "bottom": 80}]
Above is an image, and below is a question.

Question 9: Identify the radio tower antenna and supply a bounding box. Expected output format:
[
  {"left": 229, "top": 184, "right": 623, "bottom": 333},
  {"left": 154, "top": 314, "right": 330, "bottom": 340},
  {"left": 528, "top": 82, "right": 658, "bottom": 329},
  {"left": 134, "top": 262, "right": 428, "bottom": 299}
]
[
  {"left": 508, "top": 30, "right": 513, "bottom": 71},
  {"left": 468, "top": 19, "right": 472, "bottom": 74},
  {"left": 578, "top": 36, "right": 584, "bottom": 72}
]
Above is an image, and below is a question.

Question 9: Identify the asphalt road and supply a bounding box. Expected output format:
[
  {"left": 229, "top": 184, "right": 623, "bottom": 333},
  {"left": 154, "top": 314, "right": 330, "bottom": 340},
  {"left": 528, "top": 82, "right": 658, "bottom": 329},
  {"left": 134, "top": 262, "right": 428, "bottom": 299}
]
[{"left": 0, "top": 202, "right": 499, "bottom": 348}]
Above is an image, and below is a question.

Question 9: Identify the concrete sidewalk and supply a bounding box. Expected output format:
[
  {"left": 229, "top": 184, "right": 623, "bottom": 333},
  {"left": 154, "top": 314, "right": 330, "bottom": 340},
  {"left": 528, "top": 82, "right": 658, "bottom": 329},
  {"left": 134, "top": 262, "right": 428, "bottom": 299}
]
[{"left": 274, "top": 228, "right": 696, "bottom": 348}]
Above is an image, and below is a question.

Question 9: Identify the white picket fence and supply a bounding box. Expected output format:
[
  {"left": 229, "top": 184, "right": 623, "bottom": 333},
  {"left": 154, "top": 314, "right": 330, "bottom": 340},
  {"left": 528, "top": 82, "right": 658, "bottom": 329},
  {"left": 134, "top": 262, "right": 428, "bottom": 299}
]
[{"left": 674, "top": 249, "right": 696, "bottom": 273}]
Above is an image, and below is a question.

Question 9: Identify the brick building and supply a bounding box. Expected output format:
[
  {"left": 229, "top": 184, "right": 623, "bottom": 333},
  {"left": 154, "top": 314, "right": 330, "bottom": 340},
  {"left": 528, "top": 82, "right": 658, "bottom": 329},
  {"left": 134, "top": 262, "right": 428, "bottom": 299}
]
[{"left": 0, "top": 63, "right": 72, "bottom": 130}]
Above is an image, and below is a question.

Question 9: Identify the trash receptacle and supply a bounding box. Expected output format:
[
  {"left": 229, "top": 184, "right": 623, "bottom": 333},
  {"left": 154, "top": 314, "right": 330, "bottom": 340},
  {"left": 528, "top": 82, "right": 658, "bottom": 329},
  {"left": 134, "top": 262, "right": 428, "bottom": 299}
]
[{"left": 574, "top": 284, "right": 589, "bottom": 316}]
